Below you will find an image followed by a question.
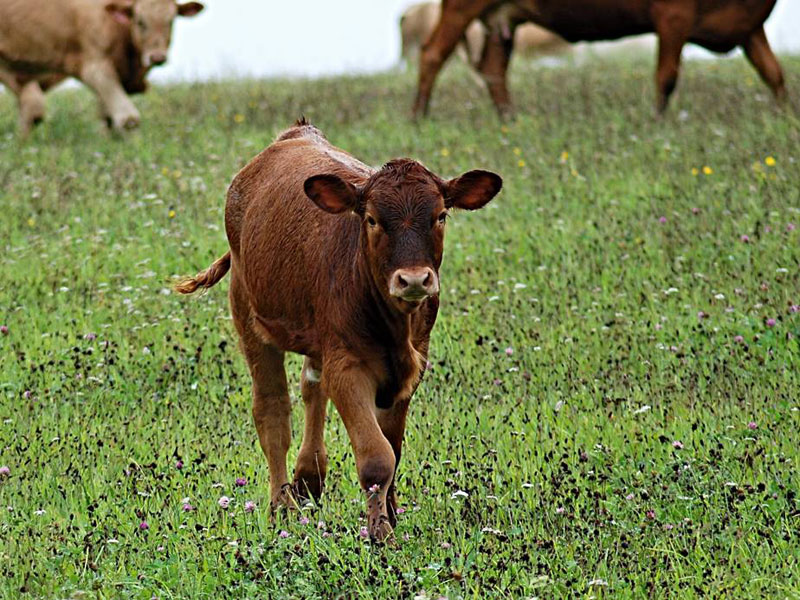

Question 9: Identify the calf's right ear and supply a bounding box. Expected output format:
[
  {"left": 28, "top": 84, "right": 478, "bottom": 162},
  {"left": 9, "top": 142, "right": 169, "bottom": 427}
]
[
  {"left": 444, "top": 170, "right": 502, "bottom": 210},
  {"left": 105, "top": 0, "right": 134, "bottom": 25},
  {"left": 304, "top": 174, "right": 361, "bottom": 214}
]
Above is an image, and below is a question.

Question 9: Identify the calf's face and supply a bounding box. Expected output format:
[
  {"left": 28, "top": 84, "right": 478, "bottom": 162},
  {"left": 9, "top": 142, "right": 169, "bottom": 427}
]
[
  {"left": 106, "top": 0, "right": 204, "bottom": 68},
  {"left": 305, "top": 160, "right": 502, "bottom": 313}
]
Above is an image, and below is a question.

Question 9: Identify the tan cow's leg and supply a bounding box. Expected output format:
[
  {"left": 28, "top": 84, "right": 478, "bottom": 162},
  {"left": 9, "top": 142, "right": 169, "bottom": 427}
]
[
  {"left": 477, "top": 22, "right": 517, "bottom": 117},
  {"left": 376, "top": 398, "right": 411, "bottom": 527},
  {"left": 292, "top": 357, "right": 328, "bottom": 501},
  {"left": 742, "top": 27, "right": 787, "bottom": 104},
  {"left": 80, "top": 60, "right": 140, "bottom": 131},
  {"left": 413, "top": 0, "right": 490, "bottom": 117},
  {"left": 652, "top": 8, "right": 691, "bottom": 114},
  {"left": 18, "top": 81, "right": 46, "bottom": 136},
  {"left": 326, "top": 367, "right": 395, "bottom": 541}
]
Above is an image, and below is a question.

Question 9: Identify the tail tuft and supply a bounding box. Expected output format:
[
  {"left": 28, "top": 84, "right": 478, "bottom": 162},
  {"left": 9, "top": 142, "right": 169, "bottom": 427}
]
[{"left": 175, "top": 251, "right": 231, "bottom": 294}]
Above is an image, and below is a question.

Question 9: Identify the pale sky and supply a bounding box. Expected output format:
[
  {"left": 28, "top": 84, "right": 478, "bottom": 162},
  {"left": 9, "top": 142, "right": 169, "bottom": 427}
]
[{"left": 146, "top": 1, "right": 800, "bottom": 81}]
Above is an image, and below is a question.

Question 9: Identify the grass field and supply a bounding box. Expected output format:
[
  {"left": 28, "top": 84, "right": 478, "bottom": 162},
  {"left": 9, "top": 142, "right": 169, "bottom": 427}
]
[{"left": 1, "top": 55, "right": 799, "bottom": 599}]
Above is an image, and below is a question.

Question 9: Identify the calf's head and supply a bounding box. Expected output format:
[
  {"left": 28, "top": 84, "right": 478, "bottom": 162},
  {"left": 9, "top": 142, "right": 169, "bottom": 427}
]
[
  {"left": 304, "top": 160, "right": 502, "bottom": 313},
  {"left": 106, "top": 0, "right": 204, "bottom": 68}
]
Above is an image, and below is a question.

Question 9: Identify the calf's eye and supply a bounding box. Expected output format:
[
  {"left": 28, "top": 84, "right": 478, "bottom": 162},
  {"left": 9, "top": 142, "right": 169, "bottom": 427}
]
[
  {"left": 366, "top": 215, "right": 377, "bottom": 227},
  {"left": 437, "top": 211, "right": 448, "bottom": 225}
]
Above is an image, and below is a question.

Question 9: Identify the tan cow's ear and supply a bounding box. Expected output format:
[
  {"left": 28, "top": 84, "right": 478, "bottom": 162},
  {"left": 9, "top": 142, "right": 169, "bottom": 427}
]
[
  {"left": 105, "top": 0, "right": 133, "bottom": 25},
  {"left": 444, "top": 170, "right": 502, "bottom": 210},
  {"left": 177, "top": 2, "right": 205, "bottom": 17},
  {"left": 304, "top": 174, "right": 360, "bottom": 214}
]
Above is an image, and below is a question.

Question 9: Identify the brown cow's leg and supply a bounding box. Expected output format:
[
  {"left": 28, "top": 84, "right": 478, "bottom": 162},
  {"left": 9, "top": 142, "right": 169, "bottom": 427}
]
[
  {"left": 742, "top": 27, "right": 787, "bottom": 104},
  {"left": 477, "top": 22, "right": 517, "bottom": 117},
  {"left": 292, "top": 357, "right": 328, "bottom": 501},
  {"left": 413, "top": 0, "right": 489, "bottom": 117},
  {"left": 326, "top": 367, "right": 395, "bottom": 541},
  {"left": 652, "top": 8, "right": 691, "bottom": 114},
  {"left": 376, "top": 398, "right": 410, "bottom": 527}
]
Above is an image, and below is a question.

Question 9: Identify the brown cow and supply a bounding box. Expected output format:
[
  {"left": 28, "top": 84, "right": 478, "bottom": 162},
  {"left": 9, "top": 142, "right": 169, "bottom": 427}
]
[
  {"left": 0, "top": 0, "right": 203, "bottom": 134},
  {"left": 176, "top": 119, "right": 502, "bottom": 541},
  {"left": 413, "top": 0, "right": 786, "bottom": 117}
]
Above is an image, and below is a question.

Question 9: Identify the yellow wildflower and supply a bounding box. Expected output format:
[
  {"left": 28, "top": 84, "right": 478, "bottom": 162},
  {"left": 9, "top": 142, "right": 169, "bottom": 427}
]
[
  {"left": 513, "top": 147, "right": 521, "bottom": 156},
  {"left": 702, "top": 166, "right": 713, "bottom": 175},
  {"left": 560, "top": 151, "right": 569, "bottom": 163},
  {"left": 27, "top": 217, "right": 35, "bottom": 227},
  {"left": 765, "top": 156, "right": 776, "bottom": 167},
  {"left": 518, "top": 159, "right": 526, "bottom": 168},
  {"left": 168, "top": 210, "right": 176, "bottom": 219},
  {"left": 440, "top": 148, "right": 450, "bottom": 157},
  {"left": 691, "top": 167, "right": 699, "bottom": 176},
  {"left": 233, "top": 113, "right": 245, "bottom": 123}
]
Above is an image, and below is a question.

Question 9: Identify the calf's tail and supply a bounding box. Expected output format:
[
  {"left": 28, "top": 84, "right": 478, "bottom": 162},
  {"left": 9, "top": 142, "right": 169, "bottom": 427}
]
[{"left": 175, "top": 251, "right": 231, "bottom": 294}]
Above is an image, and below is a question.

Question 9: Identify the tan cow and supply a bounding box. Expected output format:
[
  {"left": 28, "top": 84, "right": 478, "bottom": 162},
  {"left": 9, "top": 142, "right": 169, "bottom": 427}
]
[{"left": 0, "top": 0, "right": 203, "bottom": 135}]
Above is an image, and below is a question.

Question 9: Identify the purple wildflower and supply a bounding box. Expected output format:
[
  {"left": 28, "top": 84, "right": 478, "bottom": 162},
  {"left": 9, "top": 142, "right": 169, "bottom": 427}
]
[
  {"left": 139, "top": 521, "right": 149, "bottom": 530},
  {"left": 0, "top": 325, "right": 8, "bottom": 335},
  {"left": 747, "top": 421, "right": 757, "bottom": 430},
  {"left": 505, "top": 346, "right": 514, "bottom": 356},
  {"left": 244, "top": 501, "right": 256, "bottom": 513},
  {"left": 672, "top": 440, "right": 684, "bottom": 449},
  {"left": 218, "top": 496, "right": 230, "bottom": 509},
  {"left": 182, "top": 503, "right": 194, "bottom": 512},
  {"left": 734, "top": 335, "right": 745, "bottom": 343},
  {"left": 625, "top": 493, "right": 634, "bottom": 500},
  {"left": 0, "top": 466, "right": 10, "bottom": 477},
  {"left": 555, "top": 506, "right": 565, "bottom": 514},
  {"left": 740, "top": 234, "right": 750, "bottom": 243},
  {"left": 279, "top": 530, "right": 290, "bottom": 539},
  {"left": 299, "top": 516, "right": 310, "bottom": 525},
  {"left": 646, "top": 510, "right": 656, "bottom": 520},
  {"left": 175, "top": 461, "right": 183, "bottom": 469},
  {"left": 766, "top": 318, "right": 776, "bottom": 327},
  {"left": 359, "top": 527, "right": 369, "bottom": 538},
  {"left": 658, "top": 216, "right": 667, "bottom": 224},
  {"left": 235, "top": 477, "right": 247, "bottom": 487}
]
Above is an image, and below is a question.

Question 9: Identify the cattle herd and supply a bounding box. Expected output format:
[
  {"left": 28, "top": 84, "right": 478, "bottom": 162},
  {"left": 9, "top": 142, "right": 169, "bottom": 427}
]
[{"left": 0, "top": 0, "right": 789, "bottom": 541}]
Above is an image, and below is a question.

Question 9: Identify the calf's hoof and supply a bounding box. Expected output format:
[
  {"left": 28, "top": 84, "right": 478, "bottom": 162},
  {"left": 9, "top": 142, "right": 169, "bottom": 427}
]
[
  {"left": 269, "top": 483, "right": 299, "bottom": 516},
  {"left": 369, "top": 515, "right": 395, "bottom": 544}
]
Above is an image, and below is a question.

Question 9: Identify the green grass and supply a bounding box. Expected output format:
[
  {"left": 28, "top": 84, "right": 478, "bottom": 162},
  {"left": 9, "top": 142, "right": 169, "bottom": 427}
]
[{"left": 1, "top": 55, "right": 799, "bottom": 599}]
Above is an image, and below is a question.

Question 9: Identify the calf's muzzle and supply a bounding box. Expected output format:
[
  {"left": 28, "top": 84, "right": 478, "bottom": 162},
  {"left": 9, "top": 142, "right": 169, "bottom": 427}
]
[{"left": 389, "top": 267, "right": 439, "bottom": 302}]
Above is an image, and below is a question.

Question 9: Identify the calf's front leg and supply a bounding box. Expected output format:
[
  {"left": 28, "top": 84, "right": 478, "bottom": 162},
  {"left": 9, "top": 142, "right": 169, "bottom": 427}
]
[
  {"left": 293, "top": 357, "right": 328, "bottom": 501},
  {"left": 376, "top": 397, "right": 411, "bottom": 527},
  {"left": 325, "top": 367, "right": 396, "bottom": 542}
]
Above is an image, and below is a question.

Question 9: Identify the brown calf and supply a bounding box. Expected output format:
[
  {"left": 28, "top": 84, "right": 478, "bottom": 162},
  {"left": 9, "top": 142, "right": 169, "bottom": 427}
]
[
  {"left": 177, "top": 120, "right": 502, "bottom": 541},
  {"left": 413, "top": 0, "right": 786, "bottom": 117}
]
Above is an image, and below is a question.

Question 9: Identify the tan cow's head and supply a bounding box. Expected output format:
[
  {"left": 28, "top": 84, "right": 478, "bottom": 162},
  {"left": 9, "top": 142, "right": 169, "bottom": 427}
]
[{"left": 106, "top": 0, "right": 204, "bottom": 68}]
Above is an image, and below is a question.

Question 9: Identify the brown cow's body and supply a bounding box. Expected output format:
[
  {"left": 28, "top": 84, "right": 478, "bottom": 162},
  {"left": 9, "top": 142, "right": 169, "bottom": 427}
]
[
  {"left": 413, "top": 0, "right": 785, "bottom": 116},
  {"left": 0, "top": 0, "right": 203, "bottom": 135},
  {"left": 177, "top": 120, "right": 502, "bottom": 541}
]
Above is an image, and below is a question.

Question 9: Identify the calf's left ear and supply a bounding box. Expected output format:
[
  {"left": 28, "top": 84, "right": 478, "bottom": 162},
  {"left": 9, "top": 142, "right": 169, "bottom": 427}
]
[
  {"left": 304, "top": 174, "right": 361, "bottom": 214},
  {"left": 177, "top": 2, "right": 204, "bottom": 17},
  {"left": 444, "top": 170, "right": 502, "bottom": 210}
]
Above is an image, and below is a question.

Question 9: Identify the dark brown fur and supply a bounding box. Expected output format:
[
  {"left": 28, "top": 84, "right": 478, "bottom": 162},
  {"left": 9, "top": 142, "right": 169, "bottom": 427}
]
[
  {"left": 177, "top": 121, "right": 501, "bottom": 541},
  {"left": 413, "top": 0, "right": 786, "bottom": 116}
]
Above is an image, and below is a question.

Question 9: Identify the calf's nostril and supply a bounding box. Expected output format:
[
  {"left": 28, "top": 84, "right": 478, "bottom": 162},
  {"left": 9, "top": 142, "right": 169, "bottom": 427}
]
[
  {"left": 397, "top": 275, "right": 408, "bottom": 288},
  {"left": 422, "top": 272, "right": 431, "bottom": 287}
]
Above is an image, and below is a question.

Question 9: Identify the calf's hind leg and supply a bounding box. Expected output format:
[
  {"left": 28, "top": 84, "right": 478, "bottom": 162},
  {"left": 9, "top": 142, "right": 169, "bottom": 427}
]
[
  {"left": 230, "top": 283, "right": 294, "bottom": 510},
  {"left": 292, "top": 357, "right": 328, "bottom": 501},
  {"left": 742, "top": 27, "right": 787, "bottom": 104}
]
